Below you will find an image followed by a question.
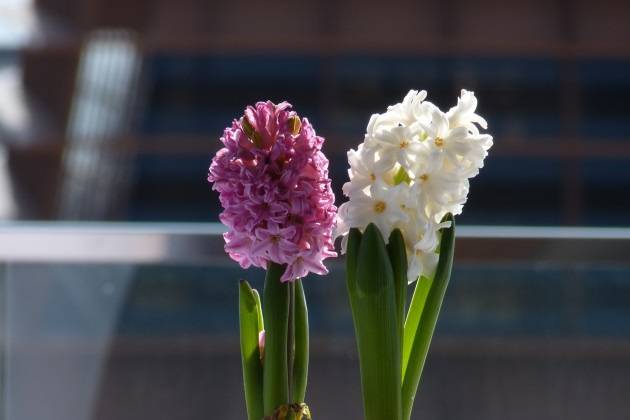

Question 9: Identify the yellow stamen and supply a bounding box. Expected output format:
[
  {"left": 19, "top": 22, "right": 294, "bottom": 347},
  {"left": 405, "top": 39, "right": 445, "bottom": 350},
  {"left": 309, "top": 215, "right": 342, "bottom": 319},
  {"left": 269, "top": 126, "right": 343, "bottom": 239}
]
[
  {"left": 419, "top": 174, "right": 429, "bottom": 182},
  {"left": 434, "top": 137, "right": 444, "bottom": 147},
  {"left": 374, "top": 201, "right": 386, "bottom": 214}
]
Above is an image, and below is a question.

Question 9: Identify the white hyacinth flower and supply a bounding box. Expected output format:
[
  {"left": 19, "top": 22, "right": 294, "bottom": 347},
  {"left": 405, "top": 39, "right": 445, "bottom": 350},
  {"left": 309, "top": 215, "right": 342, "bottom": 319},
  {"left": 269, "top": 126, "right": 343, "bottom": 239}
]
[
  {"left": 337, "top": 181, "right": 408, "bottom": 243},
  {"left": 335, "top": 89, "right": 493, "bottom": 282},
  {"left": 343, "top": 146, "right": 376, "bottom": 198},
  {"left": 372, "top": 125, "right": 424, "bottom": 172}
]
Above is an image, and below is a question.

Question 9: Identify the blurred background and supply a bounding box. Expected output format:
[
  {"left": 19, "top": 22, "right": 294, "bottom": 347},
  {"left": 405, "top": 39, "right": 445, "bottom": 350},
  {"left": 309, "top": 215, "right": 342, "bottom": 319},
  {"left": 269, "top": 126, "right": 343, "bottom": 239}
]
[{"left": 0, "top": 0, "right": 630, "bottom": 419}]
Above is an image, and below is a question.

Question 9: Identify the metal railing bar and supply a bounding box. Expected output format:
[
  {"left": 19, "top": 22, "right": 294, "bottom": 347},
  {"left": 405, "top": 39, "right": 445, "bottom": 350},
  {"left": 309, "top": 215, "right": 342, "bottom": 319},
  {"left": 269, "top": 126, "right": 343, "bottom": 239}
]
[
  {"left": 0, "top": 222, "right": 630, "bottom": 240},
  {"left": 0, "top": 223, "right": 629, "bottom": 264}
]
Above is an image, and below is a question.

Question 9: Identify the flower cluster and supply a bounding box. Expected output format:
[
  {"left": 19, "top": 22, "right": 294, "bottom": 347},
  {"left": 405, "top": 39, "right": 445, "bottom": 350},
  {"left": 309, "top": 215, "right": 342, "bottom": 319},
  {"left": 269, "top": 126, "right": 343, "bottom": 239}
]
[
  {"left": 208, "top": 101, "right": 337, "bottom": 282},
  {"left": 335, "top": 90, "right": 492, "bottom": 282}
]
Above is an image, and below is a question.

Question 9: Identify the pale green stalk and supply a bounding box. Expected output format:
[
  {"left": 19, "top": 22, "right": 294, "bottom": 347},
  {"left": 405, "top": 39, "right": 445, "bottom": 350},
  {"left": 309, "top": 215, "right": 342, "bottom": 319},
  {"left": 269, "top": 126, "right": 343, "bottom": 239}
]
[
  {"left": 262, "top": 262, "right": 290, "bottom": 415},
  {"left": 401, "top": 215, "right": 455, "bottom": 420},
  {"left": 292, "top": 279, "right": 309, "bottom": 403}
]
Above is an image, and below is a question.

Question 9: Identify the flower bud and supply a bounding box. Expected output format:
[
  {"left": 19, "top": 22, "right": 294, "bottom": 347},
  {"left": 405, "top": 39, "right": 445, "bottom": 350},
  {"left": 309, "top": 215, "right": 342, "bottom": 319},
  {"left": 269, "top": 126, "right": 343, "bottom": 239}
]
[
  {"left": 241, "top": 116, "right": 263, "bottom": 148},
  {"left": 258, "top": 330, "right": 266, "bottom": 362},
  {"left": 288, "top": 115, "right": 301, "bottom": 135}
]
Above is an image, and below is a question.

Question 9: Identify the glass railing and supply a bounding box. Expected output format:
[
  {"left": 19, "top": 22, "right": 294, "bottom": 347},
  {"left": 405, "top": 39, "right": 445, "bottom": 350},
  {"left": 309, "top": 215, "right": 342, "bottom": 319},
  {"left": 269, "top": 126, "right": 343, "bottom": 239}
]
[{"left": 1, "top": 223, "right": 629, "bottom": 420}]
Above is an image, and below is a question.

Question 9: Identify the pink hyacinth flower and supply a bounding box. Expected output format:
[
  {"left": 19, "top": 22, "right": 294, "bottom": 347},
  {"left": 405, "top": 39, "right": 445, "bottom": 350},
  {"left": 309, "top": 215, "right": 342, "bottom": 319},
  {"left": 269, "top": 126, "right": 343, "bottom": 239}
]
[{"left": 208, "top": 101, "right": 337, "bottom": 282}]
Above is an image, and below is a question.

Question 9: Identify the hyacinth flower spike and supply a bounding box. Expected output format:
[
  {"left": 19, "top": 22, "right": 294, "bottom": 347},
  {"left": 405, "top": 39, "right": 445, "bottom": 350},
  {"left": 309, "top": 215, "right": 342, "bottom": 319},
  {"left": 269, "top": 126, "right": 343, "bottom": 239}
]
[
  {"left": 336, "top": 90, "right": 492, "bottom": 420},
  {"left": 208, "top": 101, "right": 336, "bottom": 419}
]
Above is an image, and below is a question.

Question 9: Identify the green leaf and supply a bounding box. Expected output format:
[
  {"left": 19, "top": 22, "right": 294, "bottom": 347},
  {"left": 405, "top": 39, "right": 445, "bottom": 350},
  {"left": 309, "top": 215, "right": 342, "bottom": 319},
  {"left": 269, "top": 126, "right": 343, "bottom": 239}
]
[
  {"left": 401, "top": 214, "right": 456, "bottom": 420},
  {"left": 347, "top": 223, "right": 402, "bottom": 420},
  {"left": 346, "top": 228, "right": 363, "bottom": 295},
  {"left": 356, "top": 224, "right": 392, "bottom": 295},
  {"left": 387, "top": 228, "right": 408, "bottom": 358},
  {"left": 291, "top": 279, "right": 309, "bottom": 403},
  {"left": 239, "top": 280, "right": 264, "bottom": 420},
  {"left": 262, "top": 262, "right": 291, "bottom": 415}
]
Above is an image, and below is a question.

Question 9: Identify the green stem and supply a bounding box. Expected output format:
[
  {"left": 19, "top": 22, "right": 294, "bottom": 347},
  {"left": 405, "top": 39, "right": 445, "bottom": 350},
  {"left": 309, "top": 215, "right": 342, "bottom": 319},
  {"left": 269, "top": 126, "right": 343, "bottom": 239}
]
[
  {"left": 292, "top": 279, "right": 309, "bottom": 403},
  {"left": 262, "top": 262, "right": 290, "bottom": 415},
  {"left": 287, "top": 280, "right": 296, "bottom": 403},
  {"left": 401, "top": 215, "right": 455, "bottom": 420},
  {"left": 238, "top": 280, "right": 264, "bottom": 420}
]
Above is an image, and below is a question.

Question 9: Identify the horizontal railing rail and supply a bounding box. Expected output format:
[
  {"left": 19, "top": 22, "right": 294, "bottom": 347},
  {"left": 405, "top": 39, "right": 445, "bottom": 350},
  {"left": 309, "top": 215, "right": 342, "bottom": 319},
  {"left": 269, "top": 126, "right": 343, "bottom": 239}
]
[{"left": 0, "top": 222, "right": 629, "bottom": 264}]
